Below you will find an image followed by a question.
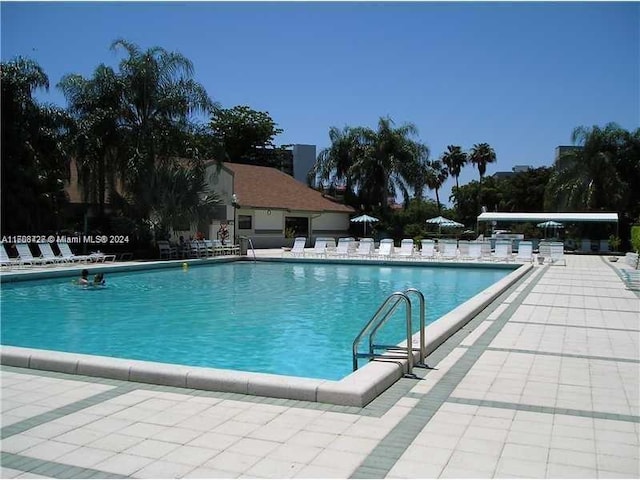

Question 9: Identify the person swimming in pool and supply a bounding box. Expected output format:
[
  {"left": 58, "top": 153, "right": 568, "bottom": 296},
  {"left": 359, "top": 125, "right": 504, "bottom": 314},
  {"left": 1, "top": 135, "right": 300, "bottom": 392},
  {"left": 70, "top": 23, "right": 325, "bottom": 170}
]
[
  {"left": 93, "top": 273, "right": 105, "bottom": 286},
  {"left": 78, "top": 269, "right": 90, "bottom": 286}
]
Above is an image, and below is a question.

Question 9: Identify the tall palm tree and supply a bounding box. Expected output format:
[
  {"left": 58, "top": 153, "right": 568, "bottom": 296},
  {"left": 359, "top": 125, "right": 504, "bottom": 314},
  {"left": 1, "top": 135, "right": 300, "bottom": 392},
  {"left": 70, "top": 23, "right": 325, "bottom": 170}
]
[
  {"left": 311, "top": 126, "right": 361, "bottom": 199},
  {"left": 544, "top": 123, "right": 627, "bottom": 212},
  {"left": 350, "top": 117, "right": 426, "bottom": 210},
  {"left": 110, "top": 39, "right": 215, "bottom": 200},
  {"left": 424, "top": 159, "right": 449, "bottom": 214},
  {"left": 441, "top": 145, "right": 468, "bottom": 191},
  {"left": 59, "top": 64, "right": 125, "bottom": 214},
  {"left": 469, "top": 142, "right": 497, "bottom": 211}
]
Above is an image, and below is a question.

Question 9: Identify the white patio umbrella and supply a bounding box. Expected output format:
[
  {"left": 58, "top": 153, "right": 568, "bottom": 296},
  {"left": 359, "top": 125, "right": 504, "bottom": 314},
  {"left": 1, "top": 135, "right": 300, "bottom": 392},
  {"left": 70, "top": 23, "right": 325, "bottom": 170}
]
[
  {"left": 351, "top": 214, "right": 379, "bottom": 237},
  {"left": 425, "top": 215, "right": 464, "bottom": 234},
  {"left": 537, "top": 220, "right": 564, "bottom": 238}
]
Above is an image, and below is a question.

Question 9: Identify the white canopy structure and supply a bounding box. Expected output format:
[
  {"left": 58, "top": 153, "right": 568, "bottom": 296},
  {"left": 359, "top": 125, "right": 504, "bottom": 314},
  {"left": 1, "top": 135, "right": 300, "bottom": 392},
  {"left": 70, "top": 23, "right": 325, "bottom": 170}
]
[
  {"left": 477, "top": 212, "right": 619, "bottom": 236},
  {"left": 477, "top": 212, "right": 618, "bottom": 224}
]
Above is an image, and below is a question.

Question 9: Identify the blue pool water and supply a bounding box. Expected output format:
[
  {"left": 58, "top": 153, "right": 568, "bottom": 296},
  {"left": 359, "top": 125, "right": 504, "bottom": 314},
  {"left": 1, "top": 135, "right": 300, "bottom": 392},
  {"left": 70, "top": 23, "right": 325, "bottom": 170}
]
[{"left": 1, "top": 262, "right": 509, "bottom": 380}]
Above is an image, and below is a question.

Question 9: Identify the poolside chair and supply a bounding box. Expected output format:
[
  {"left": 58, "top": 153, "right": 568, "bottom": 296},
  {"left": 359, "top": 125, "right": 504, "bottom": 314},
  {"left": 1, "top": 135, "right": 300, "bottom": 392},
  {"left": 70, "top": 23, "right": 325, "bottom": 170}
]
[
  {"left": 377, "top": 238, "right": 394, "bottom": 259},
  {"left": 466, "top": 241, "right": 482, "bottom": 261},
  {"left": 1, "top": 244, "right": 22, "bottom": 269},
  {"left": 37, "top": 242, "right": 68, "bottom": 264},
  {"left": 57, "top": 241, "right": 93, "bottom": 263},
  {"left": 158, "top": 241, "right": 178, "bottom": 260},
  {"left": 354, "top": 238, "right": 374, "bottom": 258},
  {"left": 330, "top": 237, "right": 352, "bottom": 258},
  {"left": 290, "top": 237, "right": 307, "bottom": 257},
  {"left": 458, "top": 240, "right": 470, "bottom": 260},
  {"left": 15, "top": 243, "right": 50, "bottom": 266},
  {"left": 480, "top": 240, "right": 493, "bottom": 260},
  {"left": 310, "top": 238, "right": 328, "bottom": 257},
  {"left": 549, "top": 242, "right": 567, "bottom": 266},
  {"left": 396, "top": 239, "right": 415, "bottom": 259},
  {"left": 493, "top": 241, "right": 512, "bottom": 262},
  {"left": 419, "top": 239, "right": 436, "bottom": 260},
  {"left": 209, "top": 239, "right": 225, "bottom": 256},
  {"left": 515, "top": 241, "right": 533, "bottom": 263},
  {"left": 440, "top": 240, "right": 459, "bottom": 260}
]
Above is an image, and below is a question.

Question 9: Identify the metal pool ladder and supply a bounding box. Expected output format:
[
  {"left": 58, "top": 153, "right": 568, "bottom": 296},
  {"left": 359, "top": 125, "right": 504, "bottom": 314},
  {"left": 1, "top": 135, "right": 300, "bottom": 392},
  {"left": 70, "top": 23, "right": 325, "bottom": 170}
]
[
  {"left": 352, "top": 288, "right": 428, "bottom": 377},
  {"left": 242, "top": 236, "right": 257, "bottom": 263}
]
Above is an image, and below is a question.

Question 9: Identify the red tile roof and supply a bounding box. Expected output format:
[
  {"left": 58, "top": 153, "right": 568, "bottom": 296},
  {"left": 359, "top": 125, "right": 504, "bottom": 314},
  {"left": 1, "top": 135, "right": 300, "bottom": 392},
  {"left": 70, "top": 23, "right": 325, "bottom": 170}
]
[{"left": 225, "top": 163, "right": 354, "bottom": 213}]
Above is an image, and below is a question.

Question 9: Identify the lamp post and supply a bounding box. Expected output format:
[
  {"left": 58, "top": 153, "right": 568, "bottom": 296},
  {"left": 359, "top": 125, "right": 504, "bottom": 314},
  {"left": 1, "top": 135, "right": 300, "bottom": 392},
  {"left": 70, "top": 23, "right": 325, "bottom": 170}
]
[{"left": 231, "top": 193, "right": 239, "bottom": 245}]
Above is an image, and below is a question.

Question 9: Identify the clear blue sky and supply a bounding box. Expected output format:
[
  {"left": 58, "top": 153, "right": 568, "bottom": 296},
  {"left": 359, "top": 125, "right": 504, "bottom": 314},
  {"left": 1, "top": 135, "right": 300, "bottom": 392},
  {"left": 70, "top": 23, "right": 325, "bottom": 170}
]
[{"left": 2, "top": 1, "right": 639, "bottom": 205}]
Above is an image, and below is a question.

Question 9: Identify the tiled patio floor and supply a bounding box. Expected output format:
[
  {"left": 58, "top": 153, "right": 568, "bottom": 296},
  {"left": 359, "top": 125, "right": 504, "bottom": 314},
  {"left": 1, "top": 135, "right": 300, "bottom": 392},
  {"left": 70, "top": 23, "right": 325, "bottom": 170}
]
[{"left": 1, "top": 255, "right": 638, "bottom": 478}]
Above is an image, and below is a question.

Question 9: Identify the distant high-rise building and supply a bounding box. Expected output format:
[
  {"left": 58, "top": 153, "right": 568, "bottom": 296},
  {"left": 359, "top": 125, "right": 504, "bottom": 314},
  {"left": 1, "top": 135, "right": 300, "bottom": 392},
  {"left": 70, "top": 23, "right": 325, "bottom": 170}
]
[
  {"left": 292, "top": 144, "right": 316, "bottom": 184},
  {"left": 493, "top": 165, "right": 532, "bottom": 179},
  {"left": 555, "top": 145, "right": 583, "bottom": 162}
]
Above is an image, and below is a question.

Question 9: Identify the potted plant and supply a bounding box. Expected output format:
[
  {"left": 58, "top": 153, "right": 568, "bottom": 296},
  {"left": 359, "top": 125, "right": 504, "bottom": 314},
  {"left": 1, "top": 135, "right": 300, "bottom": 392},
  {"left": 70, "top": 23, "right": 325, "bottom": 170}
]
[
  {"left": 608, "top": 234, "right": 621, "bottom": 262},
  {"left": 282, "top": 227, "right": 296, "bottom": 250}
]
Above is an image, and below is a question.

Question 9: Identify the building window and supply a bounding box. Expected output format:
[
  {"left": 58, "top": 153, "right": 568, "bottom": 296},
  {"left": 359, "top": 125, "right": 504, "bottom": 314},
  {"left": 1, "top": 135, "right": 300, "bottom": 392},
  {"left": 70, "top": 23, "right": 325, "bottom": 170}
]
[
  {"left": 285, "top": 216, "right": 309, "bottom": 237},
  {"left": 238, "top": 215, "right": 252, "bottom": 230}
]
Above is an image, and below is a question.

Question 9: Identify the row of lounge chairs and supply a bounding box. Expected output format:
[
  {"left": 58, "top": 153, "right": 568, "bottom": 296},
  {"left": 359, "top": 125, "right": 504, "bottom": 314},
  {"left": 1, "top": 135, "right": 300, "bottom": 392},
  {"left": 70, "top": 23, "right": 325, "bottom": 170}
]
[
  {"left": 1, "top": 242, "right": 115, "bottom": 269},
  {"left": 158, "top": 239, "right": 239, "bottom": 260},
  {"left": 284, "top": 237, "right": 565, "bottom": 263}
]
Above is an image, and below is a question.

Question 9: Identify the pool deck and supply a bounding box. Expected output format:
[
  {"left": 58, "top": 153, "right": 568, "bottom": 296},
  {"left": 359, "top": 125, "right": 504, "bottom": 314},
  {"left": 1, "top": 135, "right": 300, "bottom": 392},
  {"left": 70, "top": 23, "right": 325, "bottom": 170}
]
[{"left": 1, "top": 254, "right": 639, "bottom": 478}]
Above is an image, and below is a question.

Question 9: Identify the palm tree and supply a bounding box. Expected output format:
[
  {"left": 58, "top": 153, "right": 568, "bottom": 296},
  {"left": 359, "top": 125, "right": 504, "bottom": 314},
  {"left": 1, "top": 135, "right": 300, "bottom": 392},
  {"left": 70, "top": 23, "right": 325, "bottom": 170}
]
[
  {"left": 544, "top": 123, "right": 627, "bottom": 212},
  {"left": 469, "top": 142, "right": 497, "bottom": 211},
  {"left": 311, "top": 126, "right": 361, "bottom": 200},
  {"left": 59, "top": 64, "right": 125, "bottom": 215},
  {"left": 2, "top": 57, "right": 71, "bottom": 233},
  {"left": 424, "top": 159, "right": 449, "bottom": 214},
  {"left": 441, "top": 145, "right": 468, "bottom": 192},
  {"left": 109, "top": 39, "right": 215, "bottom": 201},
  {"left": 350, "top": 117, "right": 426, "bottom": 210},
  {"left": 140, "top": 158, "right": 220, "bottom": 239}
]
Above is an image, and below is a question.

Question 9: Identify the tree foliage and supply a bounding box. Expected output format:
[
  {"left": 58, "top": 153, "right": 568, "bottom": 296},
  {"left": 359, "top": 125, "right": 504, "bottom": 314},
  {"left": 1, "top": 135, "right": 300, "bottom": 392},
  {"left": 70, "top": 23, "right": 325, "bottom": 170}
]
[
  {"left": 312, "top": 117, "right": 428, "bottom": 212},
  {"left": 58, "top": 40, "right": 219, "bottom": 239},
  {"left": 210, "top": 105, "right": 284, "bottom": 163},
  {"left": 1, "top": 57, "right": 72, "bottom": 234}
]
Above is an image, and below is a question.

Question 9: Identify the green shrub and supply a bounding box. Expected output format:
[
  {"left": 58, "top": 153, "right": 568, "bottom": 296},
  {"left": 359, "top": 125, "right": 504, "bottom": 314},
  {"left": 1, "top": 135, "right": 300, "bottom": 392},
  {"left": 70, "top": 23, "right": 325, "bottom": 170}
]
[{"left": 631, "top": 226, "right": 640, "bottom": 254}]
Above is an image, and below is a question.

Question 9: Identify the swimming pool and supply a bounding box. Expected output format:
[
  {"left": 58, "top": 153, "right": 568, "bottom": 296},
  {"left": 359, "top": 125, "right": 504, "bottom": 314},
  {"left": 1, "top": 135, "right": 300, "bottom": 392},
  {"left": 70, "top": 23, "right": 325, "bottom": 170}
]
[{"left": 1, "top": 262, "right": 510, "bottom": 380}]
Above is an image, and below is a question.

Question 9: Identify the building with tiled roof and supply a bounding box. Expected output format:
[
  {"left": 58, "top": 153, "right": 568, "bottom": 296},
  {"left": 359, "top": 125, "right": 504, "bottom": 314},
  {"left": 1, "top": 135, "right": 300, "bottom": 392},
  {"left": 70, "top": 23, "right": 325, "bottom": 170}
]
[{"left": 205, "top": 162, "right": 355, "bottom": 248}]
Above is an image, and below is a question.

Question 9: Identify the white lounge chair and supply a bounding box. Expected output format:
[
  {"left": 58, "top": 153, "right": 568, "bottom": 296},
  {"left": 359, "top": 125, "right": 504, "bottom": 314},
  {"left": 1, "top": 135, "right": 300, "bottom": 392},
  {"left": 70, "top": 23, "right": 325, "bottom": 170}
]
[
  {"left": 330, "top": 237, "right": 352, "bottom": 258},
  {"left": 310, "top": 238, "right": 328, "bottom": 257},
  {"left": 458, "top": 240, "right": 470, "bottom": 260},
  {"left": 377, "top": 238, "right": 394, "bottom": 259},
  {"left": 1, "top": 244, "right": 22, "bottom": 269},
  {"left": 516, "top": 241, "right": 533, "bottom": 263},
  {"left": 493, "top": 241, "right": 512, "bottom": 262},
  {"left": 355, "top": 238, "right": 374, "bottom": 258},
  {"left": 37, "top": 242, "right": 68, "bottom": 264},
  {"left": 549, "top": 242, "right": 567, "bottom": 266},
  {"left": 419, "top": 239, "right": 436, "bottom": 260},
  {"left": 440, "top": 240, "right": 458, "bottom": 260},
  {"left": 396, "top": 239, "right": 415, "bottom": 259},
  {"left": 290, "top": 237, "right": 307, "bottom": 257},
  {"left": 57, "top": 241, "right": 93, "bottom": 263},
  {"left": 467, "top": 242, "right": 482, "bottom": 261},
  {"left": 481, "top": 240, "right": 492, "bottom": 260},
  {"left": 15, "top": 243, "right": 49, "bottom": 266}
]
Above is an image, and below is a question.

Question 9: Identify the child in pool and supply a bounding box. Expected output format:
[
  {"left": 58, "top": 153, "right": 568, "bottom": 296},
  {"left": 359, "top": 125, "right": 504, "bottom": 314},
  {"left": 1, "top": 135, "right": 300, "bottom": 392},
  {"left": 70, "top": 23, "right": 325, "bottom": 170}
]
[
  {"left": 93, "top": 273, "right": 105, "bottom": 286},
  {"left": 78, "top": 269, "right": 90, "bottom": 286}
]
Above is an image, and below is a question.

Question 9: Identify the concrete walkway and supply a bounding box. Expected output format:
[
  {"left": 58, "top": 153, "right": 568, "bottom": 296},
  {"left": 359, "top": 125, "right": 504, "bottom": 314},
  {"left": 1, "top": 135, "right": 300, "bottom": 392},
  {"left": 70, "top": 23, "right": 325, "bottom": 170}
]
[{"left": 1, "top": 255, "right": 638, "bottom": 478}]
